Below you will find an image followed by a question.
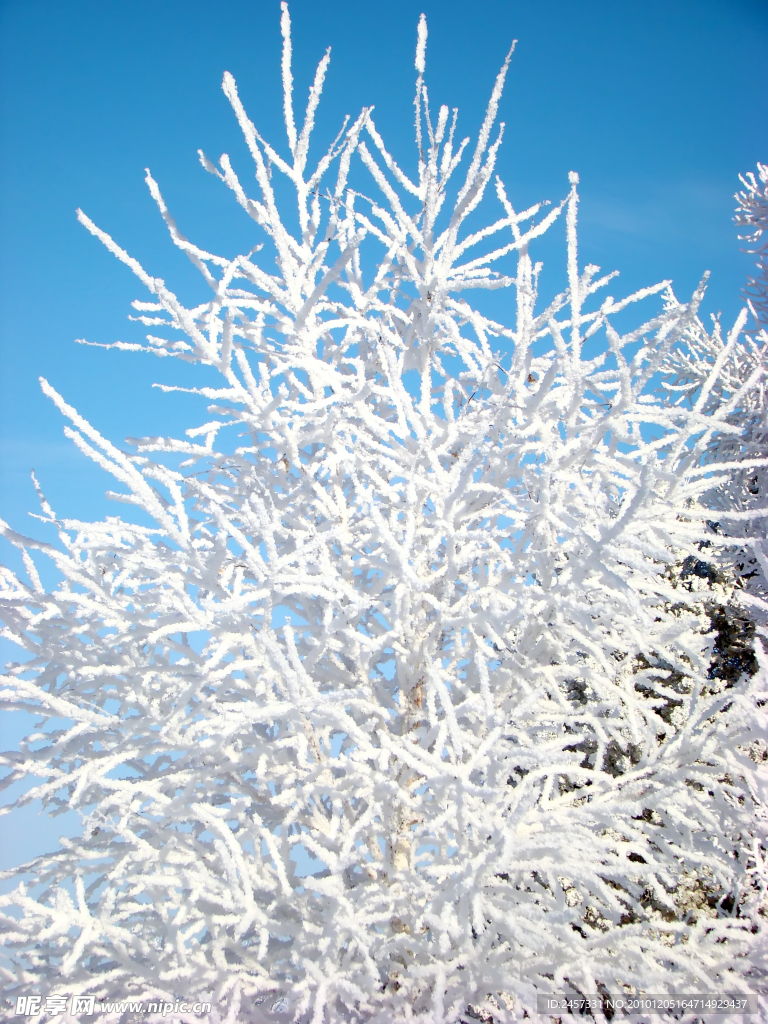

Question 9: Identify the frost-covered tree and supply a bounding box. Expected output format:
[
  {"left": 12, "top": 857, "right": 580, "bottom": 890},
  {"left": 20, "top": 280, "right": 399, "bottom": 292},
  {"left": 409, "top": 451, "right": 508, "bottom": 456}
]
[
  {"left": 736, "top": 162, "right": 768, "bottom": 334},
  {"left": 659, "top": 166, "right": 768, "bottom": 672},
  {"left": 661, "top": 303, "right": 767, "bottom": 617},
  {"left": 1, "top": 7, "right": 767, "bottom": 1022}
]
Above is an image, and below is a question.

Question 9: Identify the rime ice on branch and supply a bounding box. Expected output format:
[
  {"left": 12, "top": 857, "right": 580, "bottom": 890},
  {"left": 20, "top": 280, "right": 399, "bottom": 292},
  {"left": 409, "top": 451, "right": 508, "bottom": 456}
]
[{"left": 0, "top": 5, "right": 766, "bottom": 1023}]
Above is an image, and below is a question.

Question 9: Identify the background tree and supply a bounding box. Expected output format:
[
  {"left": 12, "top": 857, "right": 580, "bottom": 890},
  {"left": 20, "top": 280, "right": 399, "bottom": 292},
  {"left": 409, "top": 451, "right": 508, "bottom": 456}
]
[
  {"left": 1, "top": 7, "right": 766, "bottom": 1022},
  {"left": 660, "top": 164, "right": 768, "bottom": 702},
  {"left": 736, "top": 163, "right": 768, "bottom": 335}
]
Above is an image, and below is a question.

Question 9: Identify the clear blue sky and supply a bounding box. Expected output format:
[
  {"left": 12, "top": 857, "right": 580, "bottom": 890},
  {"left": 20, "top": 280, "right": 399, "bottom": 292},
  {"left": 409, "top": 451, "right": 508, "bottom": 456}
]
[{"left": 0, "top": 0, "right": 766, "bottom": 867}]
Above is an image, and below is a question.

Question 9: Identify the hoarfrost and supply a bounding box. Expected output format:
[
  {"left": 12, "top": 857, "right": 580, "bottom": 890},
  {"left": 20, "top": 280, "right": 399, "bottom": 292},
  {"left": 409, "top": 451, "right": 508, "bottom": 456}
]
[{"left": 1, "top": 7, "right": 766, "bottom": 1022}]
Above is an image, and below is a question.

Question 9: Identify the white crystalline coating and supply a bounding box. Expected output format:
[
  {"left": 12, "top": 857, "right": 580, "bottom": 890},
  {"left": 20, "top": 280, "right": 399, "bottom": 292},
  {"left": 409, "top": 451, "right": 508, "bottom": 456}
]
[
  {"left": 0, "top": 8, "right": 766, "bottom": 1024},
  {"left": 280, "top": 1, "right": 297, "bottom": 156},
  {"left": 415, "top": 14, "right": 428, "bottom": 75}
]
